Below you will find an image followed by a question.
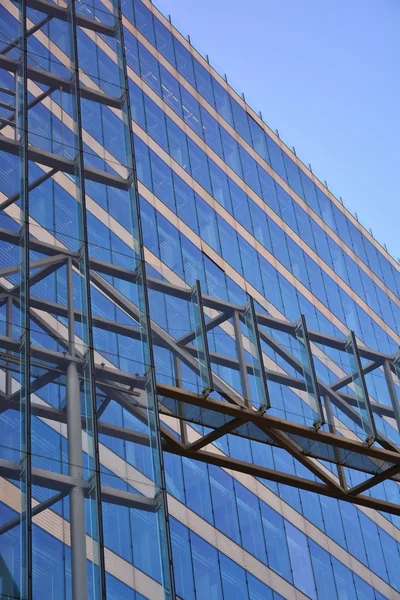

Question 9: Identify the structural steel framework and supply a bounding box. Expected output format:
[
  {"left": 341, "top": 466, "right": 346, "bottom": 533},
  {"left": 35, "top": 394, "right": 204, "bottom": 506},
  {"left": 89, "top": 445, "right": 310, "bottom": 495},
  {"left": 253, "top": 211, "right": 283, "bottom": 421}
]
[{"left": 1, "top": 0, "right": 400, "bottom": 598}]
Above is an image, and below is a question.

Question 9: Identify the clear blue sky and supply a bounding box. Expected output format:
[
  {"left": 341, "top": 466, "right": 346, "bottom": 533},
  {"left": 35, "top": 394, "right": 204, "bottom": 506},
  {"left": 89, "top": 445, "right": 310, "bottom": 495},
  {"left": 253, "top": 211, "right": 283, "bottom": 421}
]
[{"left": 153, "top": 0, "right": 400, "bottom": 261}]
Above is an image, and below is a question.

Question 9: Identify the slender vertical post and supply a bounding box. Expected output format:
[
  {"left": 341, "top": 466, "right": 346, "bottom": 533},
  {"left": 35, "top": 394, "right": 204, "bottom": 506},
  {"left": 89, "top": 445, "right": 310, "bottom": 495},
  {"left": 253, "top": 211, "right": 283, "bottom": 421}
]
[
  {"left": 383, "top": 359, "right": 400, "bottom": 431},
  {"left": 6, "top": 297, "right": 12, "bottom": 396},
  {"left": 174, "top": 355, "right": 187, "bottom": 444},
  {"left": 189, "top": 279, "right": 213, "bottom": 394},
  {"left": 295, "top": 314, "right": 324, "bottom": 429},
  {"left": 242, "top": 295, "right": 270, "bottom": 413},
  {"left": 115, "top": 3, "right": 176, "bottom": 596},
  {"left": 324, "top": 395, "right": 347, "bottom": 490},
  {"left": 66, "top": 256, "right": 88, "bottom": 600},
  {"left": 233, "top": 309, "right": 251, "bottom": 405},
  {"left": 17, "top": 0, "right": 32, "bottom": 596},
  {"left": 345, "top": 330, "right": 377, "bottom": 442},
  {"left": 66, "top": 362, "right": 88, "bottom": 600},
  {"left": 66, "top": 1, "right": 106, "bottom": 596}
]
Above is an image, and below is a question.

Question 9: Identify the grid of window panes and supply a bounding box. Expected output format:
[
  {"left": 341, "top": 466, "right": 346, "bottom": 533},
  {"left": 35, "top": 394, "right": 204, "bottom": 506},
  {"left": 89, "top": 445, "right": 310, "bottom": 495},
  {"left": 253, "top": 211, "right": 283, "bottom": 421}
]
[{"left": 0, "top": 1, "right": 399, "bottom": 599}]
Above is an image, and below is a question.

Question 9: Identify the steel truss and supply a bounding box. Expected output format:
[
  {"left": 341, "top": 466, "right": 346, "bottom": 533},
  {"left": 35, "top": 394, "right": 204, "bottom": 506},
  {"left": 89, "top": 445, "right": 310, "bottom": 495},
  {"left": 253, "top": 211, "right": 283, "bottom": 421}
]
[
  {"left": 0, "top": 3, "right": 400, "bottom": 598},
  {"left": 0, "top": 224, "right": 399, "bottom": 513}
]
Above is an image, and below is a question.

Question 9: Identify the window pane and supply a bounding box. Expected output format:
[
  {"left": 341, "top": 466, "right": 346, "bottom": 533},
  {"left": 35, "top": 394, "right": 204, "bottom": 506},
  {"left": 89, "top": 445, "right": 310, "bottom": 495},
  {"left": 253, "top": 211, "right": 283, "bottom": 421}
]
[
  {"left": 170, "top": 518, "right": 196, "bottom": 600},
  {"left": 190, "top": 532, "right": 223, "bottom": 600},
  {"left": 219, "top": 553, "right": 249, "bottom": 600}
]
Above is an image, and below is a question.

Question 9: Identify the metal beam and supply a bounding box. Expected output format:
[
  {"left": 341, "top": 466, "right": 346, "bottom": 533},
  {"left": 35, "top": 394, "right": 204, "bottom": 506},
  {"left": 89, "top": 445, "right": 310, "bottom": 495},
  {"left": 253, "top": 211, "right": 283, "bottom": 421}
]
[
  {"left": 0, "top": 55, "right": 122, "bottom": 108},
  {"left": 176, "top": 308, "right": 233, "bottom": 347},
  {"left": 0, "top": 137, "right": 128, "bottom": 189},
  {"left": 331, "top": 359, "right": 383, "bottom": 392},
  {"left": 0, "top": 491, "right": 67, "bottom": 536},
  {"left": 156, "top": 383, "right": 400, "bottom": 471},
  {"left": 0, "top": 15, "right": 52, "bottom": 56},
  {"left": 0, "top": 166, "right": 55, "bottom": 209},
  {"left": 161, "top": 445, "right": 400, "bottom": 516},
  {"left": 26, "top": 0, "right": 116, "bottom": 36}
]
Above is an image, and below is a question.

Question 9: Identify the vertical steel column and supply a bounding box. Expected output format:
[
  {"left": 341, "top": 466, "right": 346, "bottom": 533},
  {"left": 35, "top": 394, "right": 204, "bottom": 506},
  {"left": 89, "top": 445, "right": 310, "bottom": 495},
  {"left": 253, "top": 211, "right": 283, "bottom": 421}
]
[
  {"left": 16, "top": 0, "right": 32, "bottom": 596},
  {"left": 66, "top": 2, "right": 106, "bottom": 597},
  {"left": 115, "top": 3, "right": 176, "bottom": 596},
  {"left": 233, "top": 309, "right": 251, "bottom": 405},
  {"left": 66, "top": 362, "right": 88, "bottom": 600},
  {"left": 66, "top": 257, "right": 88, "bottom": 600}
]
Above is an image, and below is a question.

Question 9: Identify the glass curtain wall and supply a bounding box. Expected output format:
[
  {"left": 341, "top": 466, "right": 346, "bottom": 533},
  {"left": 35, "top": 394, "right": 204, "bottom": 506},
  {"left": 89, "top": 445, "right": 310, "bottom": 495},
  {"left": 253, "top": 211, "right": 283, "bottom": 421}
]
[{"left": 0, "top": 1, "right": 174, "bottom": 599}]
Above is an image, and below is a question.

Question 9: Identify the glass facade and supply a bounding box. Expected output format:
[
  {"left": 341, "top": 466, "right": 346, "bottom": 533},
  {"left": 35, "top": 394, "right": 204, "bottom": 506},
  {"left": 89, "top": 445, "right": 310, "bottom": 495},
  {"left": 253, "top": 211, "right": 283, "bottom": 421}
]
[{"left": 0, "top": 1, "right": 399, "bottom": 599}]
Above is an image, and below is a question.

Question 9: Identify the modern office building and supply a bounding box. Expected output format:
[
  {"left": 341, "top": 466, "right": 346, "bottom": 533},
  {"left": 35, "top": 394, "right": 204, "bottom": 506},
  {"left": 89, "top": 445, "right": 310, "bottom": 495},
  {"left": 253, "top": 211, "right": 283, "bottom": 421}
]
[{"left": 0, "top": 1, "right": 400, "bottom": 599}]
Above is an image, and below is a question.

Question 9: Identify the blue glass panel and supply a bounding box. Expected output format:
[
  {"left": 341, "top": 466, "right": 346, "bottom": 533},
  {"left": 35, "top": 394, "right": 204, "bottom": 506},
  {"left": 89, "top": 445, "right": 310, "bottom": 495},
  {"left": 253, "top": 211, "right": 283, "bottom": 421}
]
[
  {"left": 180, "top": 86, "right": 202, "bottom": 136},
  {"left": 190, "top": 531, "right": 223, "bottom": 600},
  {"left": 247, "top": 573, "right": 274, "bottom": 600},
  {"left": 266, "top": 136, "right": 287, "bottom": 182},
  {"left": 134, "top": 0, "right": 155, "bottom": 44},
  {"left": 320, "top": 496, "right": 346, "bottom": 548},
  {"left": 358, "top": 513, "right": 388, "bottom": 582},
  {"left": 182, "top": 457, "right": 214, "bottom": 523},
  {"left": 129, "top": 81, "right": 146, "bottom": 130},
  {"left": 130, "top": 509, "right": 162, "bottom": 582},
  {"left": 248, "top": 116, "right": 270, "bottom": 164},
  {"left": 217, "top": 215, "right": 243, "bottom": 275},
  {"left": 219, "top": 553, "right": 249, "bottom": 600},
  {"left": 170, "top": 518, "right": 196, "bottom": 600},
  {"left": 331, "top": 557, "right": 357, "bottom": 600},
  {"left": 193, "top": 59, "right": 215, "bottom": 108},
  {"left": 209, "top": 465, "right": 241, "bottom": 543},
  {"left": 138, "top": 42, "right": 161, "bottom": 95},
  {"left": 220, "top": 128, "right": 243, "bottom": 176},
  {"left": 212, "top": 79, "right": 234, "bottom": 126},
  {"left": 230, "top": 98, "right": 252, "bottom": 146},
  {"left": 174, "top": 173, "right": 200, "bottom": 234},
  {"left": 309, "top": 540, "right": 338, "bottom": 600},
  {"left": 229, "top": 180, "right": 251, "bottom": 228},
  {"left": 160, "top": 65, "right": 182, "bottom": 116},
  {"left": 150, "top": 151, "right": 175, "bottom": 211},
  {"left": 154, "top": 18, "right": 176, "bottom": 67},
  {"left": 157, "top": 213, "right": 184, "bottom": 278},
  {"left": 139, "top": 197, "right": 159, "bottom": 256},
  {"left": 105, "top": 573, "right": 135, "bottom": 599},
  {"left": 354, "top": 574, "right": 376, "bottom": 600},
  {"left": 282, "top": 153, "right": 304, "bottom": 199},
  {"left": 166, "top": 116, "right": 190, "bottom": 171},
  {"left": 124, "top": 29, "right": 140, "bottom": 74},
  {"left": 238, "top": 237, "right": 263, "bottom": 293},
  {"left": 260, "top": 502, "right": 292, "bottom": 582},
  {"left": 143, "top": 95, "right": 168, "bottom": 151},
  {"left": 201, "top": 106, "right": 224, "bottom": 157},
  {"left": 196, "top": 196, "right": 221, "bottom": 253},
  {"left": 134, "top": 135, "right": 152, "bottom": 189},
  {"left": 209, "top": 161, "right": 232, "bottom": 212},
  {"left": 239, "top": 146, "right": 262, "bottom": 197},
  {"left": 379, "top": 529, "right": 400, "bottom": 591},
  {"left": 339, "top": 503, "right": 367, "bottom": 564},
  {"left": 187, "top": 138, "right": 212, "bottom": 194},
  {"left": 234, "top": 481, "right": 267, "bottom": 563},
  {"left": 174, "top": 39, "right": 196, "bottom": 87},
  {"left": 248, "top": 200, "right": 269, "bottom": 247}
]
